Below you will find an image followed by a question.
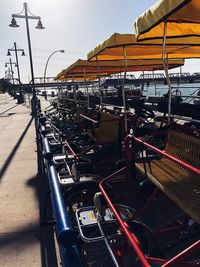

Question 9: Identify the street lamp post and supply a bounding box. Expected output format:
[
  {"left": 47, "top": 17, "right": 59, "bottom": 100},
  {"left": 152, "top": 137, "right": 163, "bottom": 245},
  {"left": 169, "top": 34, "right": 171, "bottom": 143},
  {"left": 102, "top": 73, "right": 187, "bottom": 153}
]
[
  {"left": 5, "top": 68, "right": 13, "bottom": 95},
  {"left": 9, "top": 2, "right": 45, "bottom": 116},
  {"left": 7, "top": 42, "right": 26, "bottom": 103},
  {"left": 5, "top": 68, "right": 12, "bottom": 80},
  {"left": 43, "top": 50, "right": 65, "bottom": 99},
  {"left": 5, "top": 58, "right": 17, "bottom": 98}
]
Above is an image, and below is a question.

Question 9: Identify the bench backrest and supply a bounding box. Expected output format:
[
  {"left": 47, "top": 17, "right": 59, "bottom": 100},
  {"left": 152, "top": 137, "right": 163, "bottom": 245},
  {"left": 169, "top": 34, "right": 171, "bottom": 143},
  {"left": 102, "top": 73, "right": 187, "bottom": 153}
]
[
  {"left": 87, "top": 111, "right": 120, "bottom": 144},
  {"left": 165, "top": 129, "right": 200, "bottom": 169}
]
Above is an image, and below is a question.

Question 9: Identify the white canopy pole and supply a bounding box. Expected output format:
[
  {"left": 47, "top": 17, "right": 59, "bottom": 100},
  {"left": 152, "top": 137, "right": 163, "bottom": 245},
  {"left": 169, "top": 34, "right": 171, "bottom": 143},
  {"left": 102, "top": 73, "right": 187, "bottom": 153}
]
[
  {"left": 72, "top": 74, "right": 77, "bottom": 104},
  {"left": 96, "top": 56, "right": 102, "bottom": 108},
  {"left": 162, "top": 21, "right": 172, "bottom": 124},
  {"left": 152, "top": 70, "right": 157, "bottom": 95},
  {"left": 83, "top": 67, "right": 89, "bottom": 107},
  {"left": 122, "top": 46, "right": 128, "bottom": 133}
]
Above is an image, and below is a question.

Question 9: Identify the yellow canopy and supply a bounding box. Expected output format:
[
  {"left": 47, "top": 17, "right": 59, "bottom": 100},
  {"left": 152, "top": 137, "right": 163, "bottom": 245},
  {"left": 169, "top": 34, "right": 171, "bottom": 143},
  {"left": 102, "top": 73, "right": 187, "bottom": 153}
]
[
  {"left": 56, "top": 59, "right": 131, "bottom": 75},
  {"left": 134, "top": 0, "right": 200, "bottom": 43},
  {"left": 60, "top": 76, "right": 101, "bottom": 81},
  {"left": 87, "top": 33, "right": 200, "bottom": 61},
  {"left": 55, "top": 60, "right": 120, "bottom": 80},
  {"left": 55, "top": 71, "right": 110, "bottom": 81},
  {"left": 55, "top": 58, "right": 184, "bottom": 80}
]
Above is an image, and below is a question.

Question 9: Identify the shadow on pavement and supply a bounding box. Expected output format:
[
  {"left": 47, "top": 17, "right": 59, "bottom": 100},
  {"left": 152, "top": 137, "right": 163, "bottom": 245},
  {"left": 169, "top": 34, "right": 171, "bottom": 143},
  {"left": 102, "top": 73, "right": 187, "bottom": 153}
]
[
  {"left": 0, "top": 139, "right": 58, "bottom": 266},
  {"left": 0, "top": 104, "right": 18, "bottom": 116},
  {"left": 0, "top": 221, "right": 58, "bottom": 267},
  {"left": 0, "top": 116, "right": 34, "bottom": 182},
  {"left": 26, "top": 137, "right": 59, "bottom": 267}
]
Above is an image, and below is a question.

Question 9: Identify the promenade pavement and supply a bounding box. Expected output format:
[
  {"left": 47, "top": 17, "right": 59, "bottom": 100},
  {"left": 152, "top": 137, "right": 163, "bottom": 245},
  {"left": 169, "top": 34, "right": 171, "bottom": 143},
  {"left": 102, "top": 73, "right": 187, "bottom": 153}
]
[{"left": 0, "top": 93, "right": 58, "bottom": 267}]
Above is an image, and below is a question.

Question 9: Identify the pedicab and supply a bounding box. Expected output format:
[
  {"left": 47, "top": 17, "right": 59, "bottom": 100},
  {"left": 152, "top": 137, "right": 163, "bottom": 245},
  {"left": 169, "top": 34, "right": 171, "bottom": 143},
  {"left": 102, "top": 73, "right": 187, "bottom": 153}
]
[{"left": 74, "top": 10, "right": 200, "bottom": 265}]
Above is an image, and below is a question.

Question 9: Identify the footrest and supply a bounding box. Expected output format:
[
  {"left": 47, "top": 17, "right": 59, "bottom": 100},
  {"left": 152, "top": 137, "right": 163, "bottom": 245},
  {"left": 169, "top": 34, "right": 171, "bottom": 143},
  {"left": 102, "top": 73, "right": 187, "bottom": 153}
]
[
  {"left": 53, "top": 154, "right": 66, "bottom": 164},
  {"left": 58, "top": 170, "right": 73, "bottom": 185},
  {"left": 76, "top": 207, "right": 117, "bottom": 242}
]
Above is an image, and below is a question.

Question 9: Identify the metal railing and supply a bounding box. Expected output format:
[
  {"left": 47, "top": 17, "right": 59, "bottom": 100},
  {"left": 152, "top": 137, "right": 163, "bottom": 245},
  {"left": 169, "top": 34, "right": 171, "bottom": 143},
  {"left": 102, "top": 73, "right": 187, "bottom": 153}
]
[{"left": 38, "top": 117, "right": 82, "bottom": 267}]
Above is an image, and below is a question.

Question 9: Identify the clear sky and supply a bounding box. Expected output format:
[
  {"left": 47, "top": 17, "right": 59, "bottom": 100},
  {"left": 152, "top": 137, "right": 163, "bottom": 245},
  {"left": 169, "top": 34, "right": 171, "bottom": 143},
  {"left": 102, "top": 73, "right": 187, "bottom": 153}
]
[{"left": 0, "top": 0, "right": 199, "bottom": 83}]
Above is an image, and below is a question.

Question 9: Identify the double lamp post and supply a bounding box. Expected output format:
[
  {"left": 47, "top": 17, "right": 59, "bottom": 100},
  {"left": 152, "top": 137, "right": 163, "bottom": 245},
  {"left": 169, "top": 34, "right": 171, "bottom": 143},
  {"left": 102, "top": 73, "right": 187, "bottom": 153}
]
[
  {"left": 9, "top": 2, "right": 45, "bottom": 116},
  {"left": 5, "top": 58, "right": 16, "bottom": 86},
  {"left": 7, "top": 42, "right": 25, "bottom": 103}
]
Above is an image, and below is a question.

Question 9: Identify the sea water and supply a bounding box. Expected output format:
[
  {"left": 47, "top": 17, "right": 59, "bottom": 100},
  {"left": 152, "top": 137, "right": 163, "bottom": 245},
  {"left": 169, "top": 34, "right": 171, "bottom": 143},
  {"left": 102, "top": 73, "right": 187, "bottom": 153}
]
[
  {"left": 37, "top": 82, "right": 200, "bottom": 103},
  {"left": 143, "top": 82, "right": 200, "bottom": 103}
]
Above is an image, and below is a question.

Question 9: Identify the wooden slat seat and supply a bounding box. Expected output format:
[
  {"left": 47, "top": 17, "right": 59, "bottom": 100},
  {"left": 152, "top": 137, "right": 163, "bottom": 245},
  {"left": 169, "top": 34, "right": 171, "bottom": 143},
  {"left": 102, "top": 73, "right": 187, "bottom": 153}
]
[
  {"left": 136, "top": 130, "right": 200, "bottom": 223},
  {"left": 87, "top": 112, "right": 120, "bottom": 144}
]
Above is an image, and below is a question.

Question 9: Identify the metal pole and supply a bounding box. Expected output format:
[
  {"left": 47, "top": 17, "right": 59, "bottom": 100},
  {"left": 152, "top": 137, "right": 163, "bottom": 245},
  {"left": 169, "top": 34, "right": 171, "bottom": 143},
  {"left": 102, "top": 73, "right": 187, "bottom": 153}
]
[
  {"left": 14, "top": 42, "right": 21, "bottom": 83},
  {"left": 96, "top": 56, "right": 102, "bottom": 107},
  {"left": 72, "top": 75, "right": 77, "bottom": 104},
  {"left": 44, "top": 50, "right": 64, "bottom": 100},
  {"left": 83, "top": 67, "right": 89, "bottom": 107},
  {"left": 9, "top": 58, "right": 15, "bottom": 85},
  {"left": 162, "top": 21, "right": 172, "bottom": 124},
  {"left": 10, "top": 2, "right": 45, "bottom": 111},
  {"left": 9, "top": 58, "right": 16, "bottom": 98},
  {"left": 14, "top": 42, "right": 23, "bottom": 102},
  {"left": 122, "top": 46, "right": 128, "bottom": 133},
  {"left": 23, "top": 2, "right": 38, "bottom": 116},
  {"left": 8, "top": 68, "right": 11, "bottom": 79},
  {"left": 152, "top": 70, "right": 157, "bottom": 95}
]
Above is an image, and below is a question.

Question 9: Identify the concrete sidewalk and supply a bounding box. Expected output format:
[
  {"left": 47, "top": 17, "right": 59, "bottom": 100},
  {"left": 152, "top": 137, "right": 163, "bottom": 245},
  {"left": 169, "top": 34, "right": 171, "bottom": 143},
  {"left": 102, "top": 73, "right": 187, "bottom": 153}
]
[{"left": 0, "top": 94, "right": 58, "bottom": 267}]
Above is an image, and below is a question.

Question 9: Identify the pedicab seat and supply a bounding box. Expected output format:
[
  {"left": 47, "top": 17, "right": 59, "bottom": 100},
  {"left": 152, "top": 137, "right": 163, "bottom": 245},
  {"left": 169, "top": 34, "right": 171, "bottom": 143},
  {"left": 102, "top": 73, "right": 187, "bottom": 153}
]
[
  {"left": 87, "top": 112, "right": 120, "bottom": 144},
  {"left": 135, "top": 129, "right": 200, "bottom": 224}
]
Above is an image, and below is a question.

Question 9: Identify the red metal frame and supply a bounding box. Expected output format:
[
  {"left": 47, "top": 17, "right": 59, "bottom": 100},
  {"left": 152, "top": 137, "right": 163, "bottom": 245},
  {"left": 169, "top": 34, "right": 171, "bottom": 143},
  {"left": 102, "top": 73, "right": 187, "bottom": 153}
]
[
  {"left": 124, "top": 134, "right": 200, "bottom": 177},
  {"left": 99, "top": 134, "right": 200, "bottom": 266},
  {"left": 79, "top": 114, "right": 98, "bottom": 125},
  {"left": 64, "top": 140, "right": 96, "bottom": 159},
  {"left": 162, "top": 240, "right": 200, "bottom": 267},
  {"left": 99, "top": 168, "right": 151, "bottom": 267},
  {"left": 134, "top": 136, "right": 200, "bottom": 176},
  {"left": 146, "top": 256, "right": 166, "bottom": 264},
  {"left": 64, "top": 140, "right": 77, "bottom": 157}
]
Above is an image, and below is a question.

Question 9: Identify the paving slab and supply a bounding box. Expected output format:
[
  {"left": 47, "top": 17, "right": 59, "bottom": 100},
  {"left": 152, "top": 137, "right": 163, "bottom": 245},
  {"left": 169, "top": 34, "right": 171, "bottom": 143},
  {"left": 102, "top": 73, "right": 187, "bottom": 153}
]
[
  {"left": 0, "top": 227, "right": 58, "bottom": 267},
  {"left": 0, "top": 93, "right": 58, "bottom": 267}
]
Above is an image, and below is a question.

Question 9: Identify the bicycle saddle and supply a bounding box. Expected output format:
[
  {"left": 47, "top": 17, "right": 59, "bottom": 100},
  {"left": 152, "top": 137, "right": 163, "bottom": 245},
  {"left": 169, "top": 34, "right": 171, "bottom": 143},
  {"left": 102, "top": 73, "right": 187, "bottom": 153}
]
[{"left": 94, "top": 192, "right": 107, "bottom": 218}]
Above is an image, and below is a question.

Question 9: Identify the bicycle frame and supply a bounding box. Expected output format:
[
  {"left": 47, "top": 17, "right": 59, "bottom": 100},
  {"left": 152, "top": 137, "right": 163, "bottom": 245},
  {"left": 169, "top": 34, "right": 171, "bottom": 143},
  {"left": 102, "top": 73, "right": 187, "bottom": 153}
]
[{"left": 98, "top": 134, "right": 200, "bottom": 266}]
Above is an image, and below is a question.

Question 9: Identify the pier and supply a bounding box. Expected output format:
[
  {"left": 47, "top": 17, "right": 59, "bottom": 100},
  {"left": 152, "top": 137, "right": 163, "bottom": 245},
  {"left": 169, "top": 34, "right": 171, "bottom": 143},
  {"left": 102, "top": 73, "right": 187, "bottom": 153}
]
[
  {"left": 0, "top": 93, "right": 59, "bottom": 267},
  {"left": 6, "top": 72, "right": 200, "bottom": 97}
]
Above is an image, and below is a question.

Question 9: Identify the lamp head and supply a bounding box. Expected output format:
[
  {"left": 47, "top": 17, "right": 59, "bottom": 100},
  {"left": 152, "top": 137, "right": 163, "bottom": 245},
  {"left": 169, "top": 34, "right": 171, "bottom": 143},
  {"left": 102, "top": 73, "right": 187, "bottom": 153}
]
[
  {"left": 60, "top": 50, "right": 65, "bottom": 53},
  {"left": 7, "top": 50, "right": 11, "bottom": 56},
  {"left": 5, "top": 63, "right": 7, "bottom": 68},
  {"left": 35, "top": 19, "right": 45, "bottom": 29},
  {"left": 9, "top": 17, "right": 19, "bottom": 28},
  {"left": 21, "top": 51, "right": 26, "bottom": 56}
]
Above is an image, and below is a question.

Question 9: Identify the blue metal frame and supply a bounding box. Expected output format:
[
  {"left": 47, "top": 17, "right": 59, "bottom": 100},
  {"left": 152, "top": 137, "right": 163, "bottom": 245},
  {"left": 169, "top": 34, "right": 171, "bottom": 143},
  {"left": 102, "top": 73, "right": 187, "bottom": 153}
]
[{"left": 42, "top": 133, "right": 82, "bottom": 267}]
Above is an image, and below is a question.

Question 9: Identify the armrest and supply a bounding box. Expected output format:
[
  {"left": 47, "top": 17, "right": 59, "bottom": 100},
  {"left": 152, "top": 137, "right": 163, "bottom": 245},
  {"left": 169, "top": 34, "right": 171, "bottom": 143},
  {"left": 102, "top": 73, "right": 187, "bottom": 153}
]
[{"left": 135, "top": 153, "right": 162, "bottom": 163}]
